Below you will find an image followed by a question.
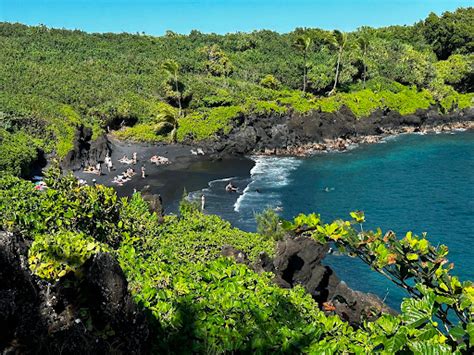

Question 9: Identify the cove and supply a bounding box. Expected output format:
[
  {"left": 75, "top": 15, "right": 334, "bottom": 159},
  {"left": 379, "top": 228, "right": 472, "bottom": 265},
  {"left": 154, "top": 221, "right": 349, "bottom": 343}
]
[{"left": 192, "top": 131, "right": 474, "bottom": 309}]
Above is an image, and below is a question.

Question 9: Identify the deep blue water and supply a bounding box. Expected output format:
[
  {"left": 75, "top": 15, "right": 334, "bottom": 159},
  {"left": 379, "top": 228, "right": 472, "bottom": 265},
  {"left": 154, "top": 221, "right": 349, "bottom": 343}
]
[{"left": 190, "top": 131, "right": 474, "bottom": 309}]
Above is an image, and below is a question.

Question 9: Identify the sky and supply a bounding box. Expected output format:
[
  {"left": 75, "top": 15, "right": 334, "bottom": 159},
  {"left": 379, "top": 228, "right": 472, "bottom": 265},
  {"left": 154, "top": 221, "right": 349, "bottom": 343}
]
[{"left": 0, "top": 0, "right": 471, "bottom": 35}]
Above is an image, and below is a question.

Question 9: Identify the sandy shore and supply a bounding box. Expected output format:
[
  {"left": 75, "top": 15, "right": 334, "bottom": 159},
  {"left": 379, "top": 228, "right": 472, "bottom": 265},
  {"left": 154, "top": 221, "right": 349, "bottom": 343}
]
[{"left": 75, "top": 137, "right": 254, "bottom": 212}]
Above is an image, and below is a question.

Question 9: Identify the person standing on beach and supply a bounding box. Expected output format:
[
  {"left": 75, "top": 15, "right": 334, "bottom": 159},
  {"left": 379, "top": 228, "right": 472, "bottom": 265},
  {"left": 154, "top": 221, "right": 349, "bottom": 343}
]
[
  {"left": 105, "top": 155, "right": 113, "bottom": 173},
  {"left": 96, "top": 162, "right": 101, "bottom": 175},
  {"left": 141, "top": 165, "right": 146, "bottom": 178},
  {"left": 201, "top": 194, "right": 205, "bottom": 211},
  {"left": 133, "top": 152, "right": 138, "bottom": 164}
]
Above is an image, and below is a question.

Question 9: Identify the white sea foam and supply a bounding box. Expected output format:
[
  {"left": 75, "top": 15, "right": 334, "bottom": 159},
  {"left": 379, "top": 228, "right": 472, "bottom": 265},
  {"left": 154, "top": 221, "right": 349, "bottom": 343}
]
[{"left": 233, "top": 156, "right": 302, "bottom": 212}]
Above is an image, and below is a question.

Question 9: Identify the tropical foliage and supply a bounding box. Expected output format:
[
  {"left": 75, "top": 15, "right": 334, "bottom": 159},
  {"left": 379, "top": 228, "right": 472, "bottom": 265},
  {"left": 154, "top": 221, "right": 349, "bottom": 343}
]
[
  {"left": 0, "top": 170, "right": 473, "bottom": 353},
  {"left": 0, "top": 8, "right": 472, "bottom": 160}
]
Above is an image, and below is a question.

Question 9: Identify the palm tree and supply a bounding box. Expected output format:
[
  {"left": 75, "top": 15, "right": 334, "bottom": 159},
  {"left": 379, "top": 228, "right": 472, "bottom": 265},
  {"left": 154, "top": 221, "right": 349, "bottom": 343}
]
[
  {"left": 162, "top": 59, "right": 182, "bottom": 116},
  {"left": 294, "top": 35, "right": 313, "bottom": 93},
  {"left": 357, "top": 29, "right": 370, "bottom": 88},
  {"left": 328, "top": 30, "right": 348, "bottom": 96},
  {"left": 155, "top": 105, "right": 179, "bottom": 143}
]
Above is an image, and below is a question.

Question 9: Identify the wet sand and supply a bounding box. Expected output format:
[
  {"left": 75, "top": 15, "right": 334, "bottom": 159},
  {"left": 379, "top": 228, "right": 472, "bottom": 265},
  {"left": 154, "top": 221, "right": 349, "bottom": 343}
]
[{"left": 75, "top": 137, "right": 254, "bottom": 212}]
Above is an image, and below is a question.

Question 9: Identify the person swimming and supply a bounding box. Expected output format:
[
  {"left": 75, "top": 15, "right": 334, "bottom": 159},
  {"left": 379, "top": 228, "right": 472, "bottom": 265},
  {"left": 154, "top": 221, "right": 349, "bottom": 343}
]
[{"left": 225, "top": 181, "right": 237, "bottom": 192}]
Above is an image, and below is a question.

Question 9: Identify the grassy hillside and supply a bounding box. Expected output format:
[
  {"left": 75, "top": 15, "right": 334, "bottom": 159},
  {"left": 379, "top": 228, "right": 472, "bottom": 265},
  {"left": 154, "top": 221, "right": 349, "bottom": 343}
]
[{"left": 0, "top": 8, "right": 473, "bottom": 174}]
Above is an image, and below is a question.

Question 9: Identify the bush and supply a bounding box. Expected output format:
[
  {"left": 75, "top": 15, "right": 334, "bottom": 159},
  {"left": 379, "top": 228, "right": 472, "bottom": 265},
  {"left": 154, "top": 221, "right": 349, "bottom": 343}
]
[
  {"left": 260, "top": 74, "right": 282, "bottom": 90},
  {"left": 0, "top": 129, "right": 38, "bottom": 177},
  {"left": 28, "top": 231, "right": 107, "bottom": 281},
  {"left": 255, "top": 208, "right": 287, "bottom": 241},
  {"left": 177, "top": 106, "right": 243, "bottom": 141}
]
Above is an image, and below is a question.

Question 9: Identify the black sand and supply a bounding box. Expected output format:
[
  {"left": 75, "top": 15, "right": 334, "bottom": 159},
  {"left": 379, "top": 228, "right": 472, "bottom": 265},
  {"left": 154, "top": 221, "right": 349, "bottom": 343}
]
[{"left": 75, "top": 137, "right": 254, "bottom": 212}]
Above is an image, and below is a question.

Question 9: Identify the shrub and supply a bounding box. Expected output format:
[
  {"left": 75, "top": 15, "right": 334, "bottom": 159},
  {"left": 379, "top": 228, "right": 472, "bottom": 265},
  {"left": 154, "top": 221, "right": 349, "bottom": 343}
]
[
  {"left": 28, "top": 231, "right": 107, "bottom": 281},
  {"left": 245, "top": 100, "right": 287, "bottom": 116},
  {"left": 177, "top": 106, "right": 243, "bottom": 141},
  {"left": 255, "top": 208, "right": 287, "bottom": 241},
  {"left": 114, "top": 123, "right": 165, "bottom": 142},
  {"left": 260, "top": 74, "right": 282, "bottom": 90},
  {"left": 0, "top": 129, "right": 38, "bottom": 177}
]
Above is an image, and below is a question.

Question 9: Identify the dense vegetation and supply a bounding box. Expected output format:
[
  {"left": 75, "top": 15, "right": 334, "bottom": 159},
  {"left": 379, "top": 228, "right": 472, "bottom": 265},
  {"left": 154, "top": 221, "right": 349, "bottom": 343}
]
[
  {"left": 0, "top": 8, "right": 473, "bottom": 174},
  {"left": 0, "top": 168, "right": 473, "bottom": 353}
]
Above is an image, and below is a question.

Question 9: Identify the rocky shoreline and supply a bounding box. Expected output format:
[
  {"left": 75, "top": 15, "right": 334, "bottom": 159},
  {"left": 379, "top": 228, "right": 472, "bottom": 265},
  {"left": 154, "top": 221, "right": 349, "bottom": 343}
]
[
  {"left": 257, "top": 120, "right": 474, "bottom": 156},
  {"left": 61, "top": 106, "right": 474, "bottom": 171},
  {"left": 200, "top": 106, "right": 474, "bottom": 157}
]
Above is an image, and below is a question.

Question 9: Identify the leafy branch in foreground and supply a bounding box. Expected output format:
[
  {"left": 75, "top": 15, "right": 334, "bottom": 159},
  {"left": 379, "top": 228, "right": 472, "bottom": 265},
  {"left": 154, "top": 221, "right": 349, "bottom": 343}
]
[{"left": 282, "top": 211, "right": 474, "bottom": 351}]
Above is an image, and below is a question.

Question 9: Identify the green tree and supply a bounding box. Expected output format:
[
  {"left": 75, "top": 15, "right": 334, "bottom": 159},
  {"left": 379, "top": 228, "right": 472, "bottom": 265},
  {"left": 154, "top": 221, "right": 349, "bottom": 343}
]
[
  {"left": 422, "top": 9, "right": 474, "bottom": 59},
  {"left": 201, "top": 44, "right": 234, "bottom": 78},
  {"left": 155, "top": 105, "right": 180, "bottom": 143},
  {"left": 328, "top": 30, "right": 348, "bottom": 95},
  {"left": 162, "top": 59, "right": 183, "bottom": 115},
  {"left": 357, "top": 29, "right": 371, "bottom": 87},
  {"left": 293, "top": 35, "right": 313, "bottom": 92},
  {"left": 435, "top": 54, "right": 473, "bottom": 92}
]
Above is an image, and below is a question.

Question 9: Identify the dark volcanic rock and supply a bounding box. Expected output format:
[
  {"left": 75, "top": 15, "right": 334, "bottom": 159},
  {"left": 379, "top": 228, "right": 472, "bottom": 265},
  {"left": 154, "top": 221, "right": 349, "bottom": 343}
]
[
  {"left": 254, "top": 236, "right": 394, "bottom": 326},
  {"left": 62, "top": 126, "right": 111, "bottom": 170},
  {"left": 205, "top": 106, "right": 474, "bottom": 156},
  {"left": 0, "top": 231, "right": 150, "bottom": 354},
  {"left": 141, "top": 186, "right": 165, "bottom": 218},
  {"left": 221, "top": 245, "right": 249, "bottom": 264}
]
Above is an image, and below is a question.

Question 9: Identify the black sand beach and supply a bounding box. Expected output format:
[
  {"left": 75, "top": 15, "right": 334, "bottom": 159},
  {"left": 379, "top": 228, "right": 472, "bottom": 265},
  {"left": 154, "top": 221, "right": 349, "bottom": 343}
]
[{"left": 75, "top": 137, "right": 254, "bottom": 212}]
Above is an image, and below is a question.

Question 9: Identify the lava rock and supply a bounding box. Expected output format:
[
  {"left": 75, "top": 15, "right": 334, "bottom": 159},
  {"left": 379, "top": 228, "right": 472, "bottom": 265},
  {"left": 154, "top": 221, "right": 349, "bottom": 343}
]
[
  {"left": 256, "top": 235, "right": 394, "bottom": 326},
  {"left": 0, "top": 231, "right": 150, "bottom": 354}
]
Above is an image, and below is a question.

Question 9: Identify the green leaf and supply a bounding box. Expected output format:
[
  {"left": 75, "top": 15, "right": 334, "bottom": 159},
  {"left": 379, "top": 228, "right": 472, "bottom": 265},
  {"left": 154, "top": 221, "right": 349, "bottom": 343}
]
[
  {"left": 407, "top": 253, "right": 419, "bottom": 261},
  {"left": 401, "top": 297, "right": 432, "bottom": 328},
  {"left": 449, "top": 325, "right": 466, "bottom": 340},
  {"left": 384, "top": 327, "right": 407, "bottom": 353},
  {"left": 467, "top": 323, "right": 474, "bottom": 345}
]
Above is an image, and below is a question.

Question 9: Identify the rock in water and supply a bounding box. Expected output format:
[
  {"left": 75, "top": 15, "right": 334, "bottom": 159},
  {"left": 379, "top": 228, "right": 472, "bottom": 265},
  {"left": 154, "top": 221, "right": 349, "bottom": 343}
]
[{"left": 256, "top": 235, "right": 395, "bottom": 326}]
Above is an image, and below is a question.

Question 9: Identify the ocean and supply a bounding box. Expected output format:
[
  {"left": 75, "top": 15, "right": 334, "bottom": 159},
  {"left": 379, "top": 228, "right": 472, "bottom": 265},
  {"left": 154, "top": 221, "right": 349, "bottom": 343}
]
[{"left": 190, "top": 130, "right": 474, "bottom": 309}]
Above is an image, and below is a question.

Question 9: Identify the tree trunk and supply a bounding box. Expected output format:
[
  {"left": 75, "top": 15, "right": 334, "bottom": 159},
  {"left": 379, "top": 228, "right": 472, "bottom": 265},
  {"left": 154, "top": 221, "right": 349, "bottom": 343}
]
[
  {"left": 329, "top": 48, "right": 342, "bottom": 96},
  {"left": 303, "top": 51, "right": 307, "bottom": 93},
  {"left": 363, "top": 62, "right": 367, "bottom": 88},
  {"left": 363, "top": 46, "right": 367, "bottom": 88},
  {"left": 174, "top": 73, "right": 182, "bottom": 117}
]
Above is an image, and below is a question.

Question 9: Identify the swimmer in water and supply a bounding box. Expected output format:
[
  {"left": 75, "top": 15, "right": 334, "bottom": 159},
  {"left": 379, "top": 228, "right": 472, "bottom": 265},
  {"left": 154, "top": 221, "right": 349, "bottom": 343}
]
[{"left": 225, "top": 181, "right": 237, "bottom": 192}]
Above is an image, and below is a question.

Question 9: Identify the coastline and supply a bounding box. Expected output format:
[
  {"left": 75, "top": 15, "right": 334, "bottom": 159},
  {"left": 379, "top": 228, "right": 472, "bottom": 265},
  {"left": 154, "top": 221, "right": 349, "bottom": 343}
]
[
  {"left": 257, "top": 119, "right": 474, "bottom": 156},
  {"left": 74, "top": 136, "right": 254, "bottom": 212},
  {"left": 70, "top": 109, "right": 474, "bottom": 212}
]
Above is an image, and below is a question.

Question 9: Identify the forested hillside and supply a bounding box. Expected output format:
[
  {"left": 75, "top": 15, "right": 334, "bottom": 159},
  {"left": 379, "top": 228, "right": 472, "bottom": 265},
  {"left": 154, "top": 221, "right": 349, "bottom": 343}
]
[{"left": 0, "top": 8, "right": 473, "bottom": 175}]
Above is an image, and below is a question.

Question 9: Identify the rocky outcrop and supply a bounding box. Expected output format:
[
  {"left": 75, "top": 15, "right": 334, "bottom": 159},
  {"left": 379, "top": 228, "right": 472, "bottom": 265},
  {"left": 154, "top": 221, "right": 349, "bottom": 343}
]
[
  {"left": 62, "top": 126, "right": 111, "bottom": 170},
  {"left": 141, "top": 186, "right": 165, "bottom": 219},
  {"left": 262, "top": 236, "right": 395, "bottom": 325},
  {"left": 0, "top": 232, "right": 150, "bottom": 354},
  {"left": 222, "top": 236, "right": 394, "bottom": 327},
  {"left": 204, "top": 106, "right": 474, "bottom": 156}
]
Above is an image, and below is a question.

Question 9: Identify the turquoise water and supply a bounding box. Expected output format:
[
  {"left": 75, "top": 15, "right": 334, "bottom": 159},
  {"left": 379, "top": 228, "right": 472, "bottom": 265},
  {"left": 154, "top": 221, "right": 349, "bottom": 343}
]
[{"left": 192, "top": 131, "right": 474, "bottom": 309}]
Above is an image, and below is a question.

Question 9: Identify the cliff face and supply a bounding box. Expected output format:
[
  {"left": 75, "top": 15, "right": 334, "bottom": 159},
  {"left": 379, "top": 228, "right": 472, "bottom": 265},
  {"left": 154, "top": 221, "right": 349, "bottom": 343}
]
[
  {"left": 0, "top": 232, "right": 150, "bottom": 354},
  {"left": 224, "top": 235, "right": 395, "bottom": 327},
  {"left": 60, "top": 107, "right": 473, "bottom": 170},
  {"left": 61, "top": 126, "right": 111, "bottom": 171},
  {"left": 204, "top": 106, "right": 474, "bottom": 156}
]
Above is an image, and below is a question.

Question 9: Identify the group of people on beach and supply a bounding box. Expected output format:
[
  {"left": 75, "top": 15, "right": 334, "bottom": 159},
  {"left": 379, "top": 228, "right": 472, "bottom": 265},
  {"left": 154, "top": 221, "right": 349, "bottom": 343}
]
[{"left": 84, "top": 152, "right": 148, "bottom": 186}]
